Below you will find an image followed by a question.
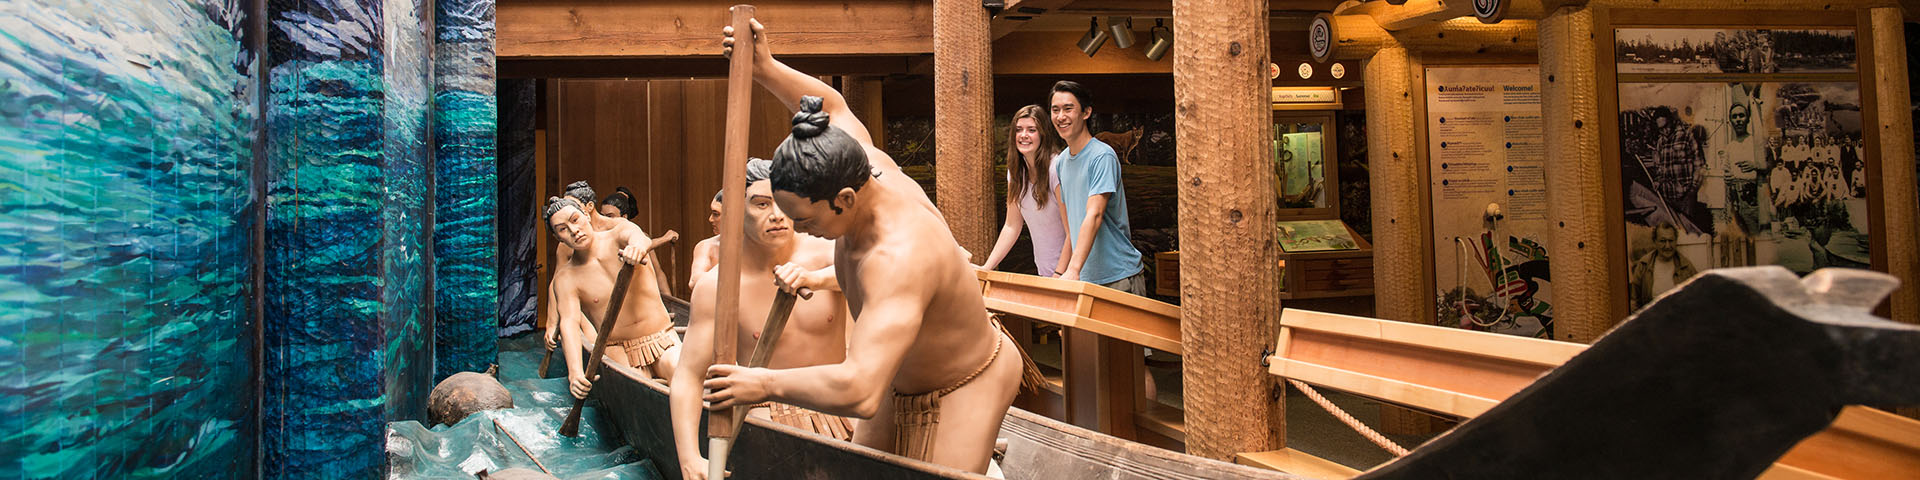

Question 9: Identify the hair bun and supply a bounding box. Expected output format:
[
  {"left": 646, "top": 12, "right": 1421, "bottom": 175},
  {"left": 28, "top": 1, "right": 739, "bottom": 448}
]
[{"left": 791, "top": 95, "right": 831, "bottom": 139}]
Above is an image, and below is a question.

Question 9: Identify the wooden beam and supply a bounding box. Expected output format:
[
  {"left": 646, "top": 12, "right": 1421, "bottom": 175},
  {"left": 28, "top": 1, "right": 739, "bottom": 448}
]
[
  {"left": 1321, "top": 14, "right": 1538, "bottom": 60},
  {"left": 497, "top": 0, "right": 932, "bottom": 59},
  {"left": 498, "top": 56, "right": 917, "bottom": 79},
  {"left": 991, "top": 0, "right": 1077, "bottom": 40},
  {"left": 1538, "top": 5, "right": 1612, "bottom": 343},
  {"left": 1364, "top": 47, "right": 1427, "bottom": 326},
  {"left": 934, "top": 0, "right": 996, "bottom": 265},
  {"left": 1054, "top": 0, "right": 1347, "bottom": 16},
  {"left": 1333, "top": 0, "right": 1558, "bottom": 30},
  {"left": 1867, "top": 8, "right": 1920, "bottom": 325},
  {"left": 1172, "top": 0, "right": 1283, "bottom": 460},
  {"left": 992, "top": 31, "right": 1175, "bottom": 74}
]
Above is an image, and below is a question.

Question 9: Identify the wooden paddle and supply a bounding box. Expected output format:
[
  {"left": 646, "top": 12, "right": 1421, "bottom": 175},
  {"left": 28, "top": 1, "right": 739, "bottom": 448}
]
[
  {"left": 711, "top": 5, "right": 756, "bottom": 478},
  {"left": 559, "top": 231, "right": 679, "bottom": 437},
  {"left": 728, "top": 277, "right": 814, "bottom": 434}
]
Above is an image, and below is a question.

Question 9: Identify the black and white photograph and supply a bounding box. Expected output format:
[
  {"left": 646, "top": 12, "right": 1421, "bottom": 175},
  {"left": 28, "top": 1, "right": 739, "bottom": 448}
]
[
  {"left": 1616, "top": 28, "right": 1730, "bottom": 74},
  {"left": 1770, "top": 29, "right": 1857, "bottom": 73},
  {"left": 1618, "top": 81, "right": 1870, "bottom": 311}
]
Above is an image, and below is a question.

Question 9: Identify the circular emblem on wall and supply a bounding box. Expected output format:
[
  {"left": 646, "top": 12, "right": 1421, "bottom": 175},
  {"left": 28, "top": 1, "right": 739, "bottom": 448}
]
[
  {"left": 1330, "top": 62, "right": 1346, "bottom": 79},
  {"left": 1474, "top": 0, "right": 1508, "bottom": 24},
  {"left": 1269, "top": 62, "right": 1281, "bottom": 80},
  {"left": 1308, "top": 14, "right": 1333, "bottom": 63},
  {"left": 1297, "top": 62, "right": 1313, "bottom": 79}
]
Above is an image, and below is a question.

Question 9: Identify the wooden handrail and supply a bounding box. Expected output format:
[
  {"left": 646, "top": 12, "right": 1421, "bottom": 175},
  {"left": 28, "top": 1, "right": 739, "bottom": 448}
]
[
  {"left": 1266, "top": 307, "right": 1920, "bottom": 479},
  {"left": 978, "top": 270, "right": 1182, "bottom": 353}
]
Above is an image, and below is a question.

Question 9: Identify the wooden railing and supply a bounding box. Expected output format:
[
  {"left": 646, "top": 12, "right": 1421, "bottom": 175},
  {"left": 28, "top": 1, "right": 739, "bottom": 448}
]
[{"left": 1260, "top": 308, "right": 1920, "bottom": 479}]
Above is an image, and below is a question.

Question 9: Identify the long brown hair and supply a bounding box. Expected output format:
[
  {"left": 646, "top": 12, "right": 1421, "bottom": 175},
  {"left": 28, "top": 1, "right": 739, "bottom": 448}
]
[{"left": 1006, "top": 105, "right": 1064, "bottom": 206}]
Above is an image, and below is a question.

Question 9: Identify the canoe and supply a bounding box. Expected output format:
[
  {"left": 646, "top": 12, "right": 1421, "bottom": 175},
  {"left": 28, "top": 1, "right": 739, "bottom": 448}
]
[
  {"left": 591, "top": 359, "right": 1303, "bottom": 480},
  {"left": 588, "top": 267, "right": 1920, "bottom": 479}
]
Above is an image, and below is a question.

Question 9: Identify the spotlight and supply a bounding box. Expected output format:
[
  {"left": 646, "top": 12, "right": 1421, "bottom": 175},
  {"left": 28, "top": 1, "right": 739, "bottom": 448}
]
[
  {"left": 1144, "top": 19, "right": 1172, "bottom": 61},
  {"left": 1077, "top": 17, "right": 1108, "bottom": 56},
  {"left": 1108, "top": 17, "right": 1135, "bottom": 49}
]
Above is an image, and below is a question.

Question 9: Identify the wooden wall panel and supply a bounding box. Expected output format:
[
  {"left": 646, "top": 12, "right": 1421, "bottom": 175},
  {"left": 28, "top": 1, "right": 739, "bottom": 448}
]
[{"left": 543, "top": 78, "right": 801, "bottom": 299}]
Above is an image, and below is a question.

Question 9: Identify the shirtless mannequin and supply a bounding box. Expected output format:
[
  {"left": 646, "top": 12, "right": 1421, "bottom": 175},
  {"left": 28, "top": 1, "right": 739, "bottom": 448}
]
[
  {"left": 703, "top": 21, "right": 1023, "bottom": 473},
  {"left": 673, "top": 159, "right": 852, "bottom": 480},
  {"left": 688, "top": 191, "right": 724, "bottom": 290},
  {"left": 546, "top": 196, "right": 681, "bottom": 399},
  {"left": 545, "top": 182, "right": 670, "bottom": 351}
]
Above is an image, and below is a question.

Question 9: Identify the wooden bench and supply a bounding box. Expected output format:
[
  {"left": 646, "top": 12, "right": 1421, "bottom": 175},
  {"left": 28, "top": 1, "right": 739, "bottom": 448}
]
[{"left": 1248, "top": 308, "right": 1920, "bottom": 479}]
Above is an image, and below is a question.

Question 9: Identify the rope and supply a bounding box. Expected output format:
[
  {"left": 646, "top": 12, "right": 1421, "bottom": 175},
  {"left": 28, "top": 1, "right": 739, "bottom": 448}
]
[{"left": 1285, "top": 379, "right": 1410, "bottom": 457}]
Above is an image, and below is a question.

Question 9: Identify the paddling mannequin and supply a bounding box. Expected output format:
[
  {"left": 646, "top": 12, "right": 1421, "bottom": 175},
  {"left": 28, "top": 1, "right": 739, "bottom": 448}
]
[
  {"left": 704, "top": 22, "right": 1023, "bottom": 474},
  {"left": 547, "top": 197, "right": 680, "bottom": 399},
  {"left": 545, "top": 182, "right": 669, "bottom": 352},
  {"left": 673, "top": 161, "right": 851, "bottom": 480},
  {"left": 689, "top": 191, "right": 724, "bottom": 290}
]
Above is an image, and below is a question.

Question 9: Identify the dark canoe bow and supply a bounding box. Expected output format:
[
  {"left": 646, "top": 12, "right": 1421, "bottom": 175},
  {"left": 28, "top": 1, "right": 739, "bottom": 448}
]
[
  {"left": 591, "top": 359, "right": 1304, "bottom": 480},
  {"left": 586, "top": 267, "right": 1917, "bottom": 479}
]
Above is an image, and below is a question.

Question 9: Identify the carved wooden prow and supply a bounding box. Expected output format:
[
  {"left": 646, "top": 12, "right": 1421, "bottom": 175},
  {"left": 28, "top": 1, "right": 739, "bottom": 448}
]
[{"left": 1360, "top": 267, "right": 1918, "bottom": 479}]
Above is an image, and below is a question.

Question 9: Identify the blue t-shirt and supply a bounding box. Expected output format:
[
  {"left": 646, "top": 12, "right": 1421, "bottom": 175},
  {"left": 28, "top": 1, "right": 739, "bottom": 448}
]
[{"left": 1055, "top": 138, "right": 1143, "bottom": 285}]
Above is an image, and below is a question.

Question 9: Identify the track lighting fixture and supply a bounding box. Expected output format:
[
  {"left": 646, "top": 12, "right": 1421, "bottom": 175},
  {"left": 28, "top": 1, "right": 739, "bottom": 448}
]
[{"left": 1077, "top": 17, "right": 1108, "bottom": 57}]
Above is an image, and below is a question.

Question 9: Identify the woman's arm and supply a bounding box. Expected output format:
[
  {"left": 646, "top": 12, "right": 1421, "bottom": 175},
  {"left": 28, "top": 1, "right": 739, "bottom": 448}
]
[{"left": 980, "top": 195, "right": 1027, "bottom": 271}]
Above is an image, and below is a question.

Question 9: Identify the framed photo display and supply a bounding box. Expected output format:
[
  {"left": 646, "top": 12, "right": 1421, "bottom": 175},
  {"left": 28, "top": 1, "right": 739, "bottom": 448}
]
[{"left": 1600, "top": 10, "right": 1888, "bottom": 319}]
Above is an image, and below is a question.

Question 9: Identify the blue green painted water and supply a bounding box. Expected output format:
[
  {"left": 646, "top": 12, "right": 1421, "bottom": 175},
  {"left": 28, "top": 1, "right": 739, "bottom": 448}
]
[
  {"left": 0, "top": 1, "right": 258, "bottom": 477},
  {"left": 387, "top": 335, "right": 662, "bottom": 479}
]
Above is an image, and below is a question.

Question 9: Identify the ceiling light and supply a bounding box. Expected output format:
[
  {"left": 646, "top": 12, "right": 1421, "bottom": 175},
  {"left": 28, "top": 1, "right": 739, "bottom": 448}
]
[
  {"left": 1077, "top": 17, "right": 1109, "bottom": 57},
  {"left": 1144, "top": 19, "right": 1172, "bottom": 61},
  {"left": 1108, "top": 17, "right": 1135, "bottom": 49}
]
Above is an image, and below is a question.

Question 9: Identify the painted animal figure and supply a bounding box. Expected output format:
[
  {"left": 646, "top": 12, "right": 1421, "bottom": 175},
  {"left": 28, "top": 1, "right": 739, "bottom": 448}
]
[{"left": 1093, "top": 126, "right": 1144, "bottom": 165}]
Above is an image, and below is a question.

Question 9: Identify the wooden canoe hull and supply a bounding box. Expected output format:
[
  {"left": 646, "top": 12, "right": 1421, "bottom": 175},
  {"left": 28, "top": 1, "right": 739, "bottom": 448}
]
[{"left": 591, "top": 359, "right": 1302, "bottom": 480}]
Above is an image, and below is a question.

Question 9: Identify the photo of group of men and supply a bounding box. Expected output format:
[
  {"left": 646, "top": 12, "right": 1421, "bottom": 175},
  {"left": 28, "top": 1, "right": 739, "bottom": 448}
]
[{"left": 1618, "top": 80, "right": 1871, "bottom": 311}]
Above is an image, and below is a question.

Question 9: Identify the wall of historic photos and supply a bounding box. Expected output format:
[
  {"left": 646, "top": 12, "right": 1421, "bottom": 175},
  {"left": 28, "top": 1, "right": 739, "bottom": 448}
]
[{"left": 1614, "top": 27, "right": 1869, "bottom": 312}]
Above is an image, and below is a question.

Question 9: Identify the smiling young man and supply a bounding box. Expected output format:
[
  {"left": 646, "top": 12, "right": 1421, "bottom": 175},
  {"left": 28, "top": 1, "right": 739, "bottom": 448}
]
[
  {"left": 1048, "top": 81, "right": 1146, "bottom": 294},
  {"left": 700, "top": 21, "right": 1026, "bottom": 474},
  {"left": 544, "top": 195, "right": 680, "bottom": 400},
  {"left": 671, "top": 159, "right": 852, "bottom": 480}
]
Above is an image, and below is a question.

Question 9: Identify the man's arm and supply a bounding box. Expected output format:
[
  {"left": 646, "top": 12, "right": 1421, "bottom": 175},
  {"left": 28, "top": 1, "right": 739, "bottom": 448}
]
[
  {"left": 689, "top": 238, "right": 718, "bottom": 290},
  {"left": 554, "top": 278, "right": 596, "bottom": 400},
  {"left": 671, "top": 273, "right": 721, "bottom": 480},
  {"left": 1063, "top": 193, "right": 1111, "bottom": 282},
  {"left": 1055, "top": 192, "right": 1073, "bottom": 276},
  {"left": 705, "top": 250, "right": 927, "bottom": 418},
  {"left": 723, "top": 19, "right": 882, "bottom": 167}
]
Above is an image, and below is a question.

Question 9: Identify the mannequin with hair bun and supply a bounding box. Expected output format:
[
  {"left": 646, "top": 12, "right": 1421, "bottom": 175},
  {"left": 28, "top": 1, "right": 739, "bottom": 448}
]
[{"left": 705, "top": 19, "right": 1034, "bottom": 475}]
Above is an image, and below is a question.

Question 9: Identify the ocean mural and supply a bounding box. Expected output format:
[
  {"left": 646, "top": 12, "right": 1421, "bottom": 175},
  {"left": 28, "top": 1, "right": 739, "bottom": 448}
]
[
  {"left": 0, "top": 1, "right": 260, "bottom": 477},
  {"left": 381, "top": 0, "right": 434, "bottom": 424},
  {"left": 497, "top": 79, "right": 538, "bottom": 337},
  {"left": 262, "top": 0, "right": 392, "bottom": 476},
  {"left": 434, "top": 0, "right": 500, "bottom": 381}
]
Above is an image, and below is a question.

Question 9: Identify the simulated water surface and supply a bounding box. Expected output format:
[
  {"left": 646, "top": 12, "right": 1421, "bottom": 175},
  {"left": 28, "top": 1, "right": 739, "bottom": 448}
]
[{"left": 387, "top": 335, "right": 661, "bottom": 479}]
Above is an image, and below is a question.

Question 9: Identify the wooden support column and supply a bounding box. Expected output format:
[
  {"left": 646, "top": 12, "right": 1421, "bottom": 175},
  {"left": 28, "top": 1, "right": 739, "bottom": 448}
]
[
  {"left": 933, "top": 0, "right": 995, "bottom": 263},
  {"left": 1538, "top": 6, "right": 1611, "bottom": 342},
  {"left": 1365, "top": 47, "right": 1427, "bottom": 325},
  {"left": 841, "top": 76, "right": 887, "bottom": 150},
  {"left": 1868, "top": 9, "right": 1919, "bottom": 325},
  {"left": 1172, "top": 0, "right": 1283, "bottom": 460}
]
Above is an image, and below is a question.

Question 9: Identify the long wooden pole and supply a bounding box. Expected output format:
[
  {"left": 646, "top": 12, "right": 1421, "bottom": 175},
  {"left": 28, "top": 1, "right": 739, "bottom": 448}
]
[
  {"left": 1171, "top": 0, "right": 1282, "bottom": 460},
  {"left": 711, "top": 5, "right": 755, "bottom": 478},
  {"left": 558, "top": 265, "right": 637, "bottom": 437},
  {"left": 728, "top": 280, "right": 814, "bottom": 433}
]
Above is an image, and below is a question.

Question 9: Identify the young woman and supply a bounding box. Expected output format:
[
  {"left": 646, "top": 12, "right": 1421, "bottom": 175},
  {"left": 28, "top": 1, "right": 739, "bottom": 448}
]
[{"left": 978, "top": 105, "right": 1071, "bottom": 277}]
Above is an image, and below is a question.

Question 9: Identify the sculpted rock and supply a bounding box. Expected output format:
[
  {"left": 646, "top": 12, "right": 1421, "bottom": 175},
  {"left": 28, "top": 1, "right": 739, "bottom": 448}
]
[{"left": 427, "top": 370, "right": 512, "bottom": 426}]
